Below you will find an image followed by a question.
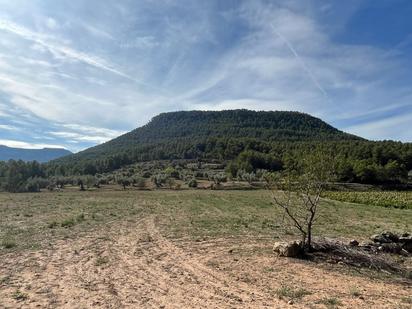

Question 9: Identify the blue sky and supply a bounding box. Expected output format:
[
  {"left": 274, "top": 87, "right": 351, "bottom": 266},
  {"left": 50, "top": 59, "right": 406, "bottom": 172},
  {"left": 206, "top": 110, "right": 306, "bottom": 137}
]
[{"left": 0, "top": 0, "right": 411, "bottom": 152}]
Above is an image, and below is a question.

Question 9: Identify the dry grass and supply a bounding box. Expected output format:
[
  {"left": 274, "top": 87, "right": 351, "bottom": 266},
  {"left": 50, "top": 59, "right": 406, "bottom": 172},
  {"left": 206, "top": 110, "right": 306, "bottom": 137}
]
[{"left": 0, "top": 189, "right": 411, "bottom": 308}]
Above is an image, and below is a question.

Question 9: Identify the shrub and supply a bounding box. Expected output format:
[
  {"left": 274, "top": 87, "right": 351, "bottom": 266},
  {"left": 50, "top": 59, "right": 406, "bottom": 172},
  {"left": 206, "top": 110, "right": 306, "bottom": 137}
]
[
  {"left": 132, "top": 177, "right": 146, "bottom": 188},
  {"left": 275, "top": 285, "right": 311, "bottom": 300},
  {"left": 11, "top": 289, "right": 28, "bottom": 301},
  {"left": 318, "top": 297, "right": 342, "bottom": 308},
  {"left": 164, "top": 167, "right": 180, "bottom": 179},
  {"left": 187, "top": 178, "right": 198, "bottom": 188},
  {"left": 25, "top": 177, "right": 40, "bottom": 192}
]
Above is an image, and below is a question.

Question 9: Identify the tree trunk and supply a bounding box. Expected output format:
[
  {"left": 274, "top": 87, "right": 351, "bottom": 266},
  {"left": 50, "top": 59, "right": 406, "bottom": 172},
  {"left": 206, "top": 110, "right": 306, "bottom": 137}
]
[{"left": 307, "top": 223, "right": 312, "bottom": 251}]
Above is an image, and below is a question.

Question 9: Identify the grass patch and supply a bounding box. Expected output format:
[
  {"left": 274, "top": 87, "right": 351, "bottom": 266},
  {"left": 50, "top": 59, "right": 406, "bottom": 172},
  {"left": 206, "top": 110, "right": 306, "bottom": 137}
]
[
  {"left": 1, "top": 238, "right": 16, "bottom": 249},
  {"left": 318, "top": 297, "right": 342, "bottom": 308},
  {"left": 263, "top": 266, "right": 274, "bottom": 273},
  {"left": 0, "top": 190, "right": 410, "bottom": 253},
  {"left": 95, "top": 256, "right": 109, "bottom": 266},
  {"left": 60, "top": 218, "right": 76, "bottom": 228},
  {"left": 0, "top": 275, "right": 11, "bottom": 285},
  {"left": 11, "top": 289, "right": 28, "bottom": 301},
  {"left": 275, "top": 285, "right": 311, "bottom": 300},
  {"left": 401, "top": 296, "right": 412, "bottom": 304},
  {"left": 349, "top": 286, "right": 361, "bottom": 297},
  {"left": 47, "top": 221, "right": 58, "bottom": 229},
  {"left": 60, "top": 213, "right": 85, "bottom": 228}
]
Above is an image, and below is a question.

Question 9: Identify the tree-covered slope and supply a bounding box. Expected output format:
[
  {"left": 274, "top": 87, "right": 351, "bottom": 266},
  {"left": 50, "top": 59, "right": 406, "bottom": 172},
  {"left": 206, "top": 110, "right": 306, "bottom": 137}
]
[
  {"left": 49, "top": 110, "right": 361, "bottom": 172},
  {"left": 0, "top": 145, "right": 72, "bottom": 163}
]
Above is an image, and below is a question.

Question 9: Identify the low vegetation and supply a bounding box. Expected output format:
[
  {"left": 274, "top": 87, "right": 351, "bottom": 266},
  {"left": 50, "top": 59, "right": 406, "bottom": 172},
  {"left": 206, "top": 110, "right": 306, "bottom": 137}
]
[
  {"left": 275, "top": 285, "right": 311, "bottom": 300},
  {"left": 318, "top": 297, "right": 342, "bottom": 308},
  {"left": 0, "top": 189, "right": 410, "bottom": 307},
  {"left": 0, "top": 190, "right": 410, "bottom": 252},
  {"left": 1, "top": 111, "right": 411, "bottom": 193},
  {"left": 323, "top": 191, "right": 412, "bottom": 209}
]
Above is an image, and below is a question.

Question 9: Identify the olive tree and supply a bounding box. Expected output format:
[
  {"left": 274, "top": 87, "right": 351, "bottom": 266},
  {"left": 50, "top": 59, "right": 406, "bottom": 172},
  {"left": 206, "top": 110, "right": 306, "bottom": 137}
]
[{"left": 266, "top": 152, "right": 336, "bottom": 251}]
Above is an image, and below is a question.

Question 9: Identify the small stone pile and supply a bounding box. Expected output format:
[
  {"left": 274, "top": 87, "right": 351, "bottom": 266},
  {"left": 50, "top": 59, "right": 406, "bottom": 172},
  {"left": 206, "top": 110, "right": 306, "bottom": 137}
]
[
  {"left": 353, "top": 231, "right": 412, "bottom": 255},
  {"left": 273, "top": 241, "right": 303, "bottom": 258}
]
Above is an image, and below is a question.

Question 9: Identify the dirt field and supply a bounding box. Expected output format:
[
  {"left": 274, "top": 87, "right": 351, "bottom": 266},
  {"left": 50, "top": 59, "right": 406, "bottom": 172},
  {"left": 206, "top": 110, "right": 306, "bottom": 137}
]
[{"left": 1, "top": 190, "right": 411, "bottom": 308}]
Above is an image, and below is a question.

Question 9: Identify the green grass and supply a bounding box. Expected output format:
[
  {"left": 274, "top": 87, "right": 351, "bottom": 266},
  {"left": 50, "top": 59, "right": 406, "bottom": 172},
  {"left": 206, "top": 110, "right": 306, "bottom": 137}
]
[
  {"left": 401, "top": 296, "right": 412, "bottom": 304},
  {"left": 323, "top": 191, "right": 412, "bottom": 209},
  {"left": 0, "top": 190, "right": 411, "bottom": 253},
  {"left": 1, "top": 238, "right": 16, "bottom": 249},
  {"left": 275, "top": 285, "right": 311, "bottom": 300},
  {"left": 11, "top": 289, "right": 28, "bottom": 301},
  {"left": 318, "top": 297, "right": 342, "bottom": 308},
  {"left": 95, "top": 256, "right": 110, "bottom": 266}
]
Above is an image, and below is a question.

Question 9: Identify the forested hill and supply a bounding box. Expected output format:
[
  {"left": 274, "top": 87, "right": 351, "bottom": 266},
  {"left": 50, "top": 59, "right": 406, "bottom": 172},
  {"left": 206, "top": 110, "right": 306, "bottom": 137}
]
[
  {"left": 48, "top": 110, "right": 362, "bottom": 173},
  {"left": 120, "top": 110, "right": 359, "bottom": 143},
  {"left": 0, "top": 145, "right": 71, "bottom": 163}
]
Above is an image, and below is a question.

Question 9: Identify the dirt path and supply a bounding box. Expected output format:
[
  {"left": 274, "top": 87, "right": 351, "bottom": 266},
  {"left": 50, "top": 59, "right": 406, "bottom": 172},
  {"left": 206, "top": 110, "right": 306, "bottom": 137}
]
[
  {"left": 1, "top": 217, "right": 410, "bottom": 308},
  {"left": 0, "top": 218, "right": 283, "bottom": 308}
]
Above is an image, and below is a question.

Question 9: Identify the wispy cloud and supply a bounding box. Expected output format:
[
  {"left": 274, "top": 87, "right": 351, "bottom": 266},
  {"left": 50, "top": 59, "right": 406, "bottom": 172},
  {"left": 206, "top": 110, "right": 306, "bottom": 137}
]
[
  {"left": 0, "top": 139, "right": 66, "bottom": 149},
  {"left": 270, "top": 24, "right": 327, "bottom": 97},
  {"left": 0, "top": 124, "right": 19, "bottom": 131},
  {"left": 0, "top": 19, "right": 131, "bottom": 80},
  {"left": 0, "top": 0, "right": 411, "bottom": 151}
]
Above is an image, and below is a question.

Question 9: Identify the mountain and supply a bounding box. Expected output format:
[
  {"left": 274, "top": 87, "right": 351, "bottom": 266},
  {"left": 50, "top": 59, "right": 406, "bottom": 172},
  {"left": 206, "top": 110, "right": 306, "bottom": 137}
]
[
  {"left": 0, "top": 145, "right": 72, "bottom": 163},
  {"left": 49, "top": 110, "right": 366, "bottom": 174}
]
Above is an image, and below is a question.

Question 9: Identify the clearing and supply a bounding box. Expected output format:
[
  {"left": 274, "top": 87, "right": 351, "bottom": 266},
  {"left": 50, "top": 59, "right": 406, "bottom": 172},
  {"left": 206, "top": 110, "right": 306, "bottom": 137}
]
[{"left": 0, "top": 190, "right": 411, "bottom": 308}]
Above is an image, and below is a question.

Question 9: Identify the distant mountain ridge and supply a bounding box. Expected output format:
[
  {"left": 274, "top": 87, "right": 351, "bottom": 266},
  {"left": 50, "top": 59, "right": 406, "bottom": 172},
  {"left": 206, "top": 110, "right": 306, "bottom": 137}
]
[
  {"left": 0, "top": 145, "right": 72, "bottom": 163},
  {"left": 49, "top": 110, "right": 364, "bottom": 173}
]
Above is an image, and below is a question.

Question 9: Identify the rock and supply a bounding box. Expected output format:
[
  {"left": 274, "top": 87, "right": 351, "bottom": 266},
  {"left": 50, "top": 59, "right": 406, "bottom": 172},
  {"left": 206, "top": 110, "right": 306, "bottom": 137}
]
[
  {"left": 273, "top": 241, "right": 303, "bottom": 258},
  {"left": 288, "top": 300, "right": 294, "bottom": 305},
  {"left": 349, "top": 239, "right": 359, "bottom": 247}
]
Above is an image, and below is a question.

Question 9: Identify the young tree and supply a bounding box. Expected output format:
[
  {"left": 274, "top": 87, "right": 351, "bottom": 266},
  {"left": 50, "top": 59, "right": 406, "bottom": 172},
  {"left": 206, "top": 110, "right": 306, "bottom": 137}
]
[
  {"left": 77, "top": 178, "right": 85, "bottom": 191},
  {"left": 267, "top": 151, "right": 336, "bottom": 251},
  {"left": 117, "top": 177, "right": 131, "bottom": 190}
]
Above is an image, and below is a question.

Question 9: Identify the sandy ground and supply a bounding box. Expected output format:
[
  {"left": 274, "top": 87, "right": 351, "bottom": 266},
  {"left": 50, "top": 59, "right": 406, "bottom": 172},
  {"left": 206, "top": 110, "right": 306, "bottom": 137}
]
[{"left": 1, "top": 217, "right": 411, "bottom": 309}]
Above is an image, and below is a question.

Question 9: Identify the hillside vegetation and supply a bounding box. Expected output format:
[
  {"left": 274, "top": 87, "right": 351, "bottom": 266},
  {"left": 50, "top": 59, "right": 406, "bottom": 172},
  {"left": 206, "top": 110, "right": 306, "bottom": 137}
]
[
  {"left": 48, "top": 110, "right": 411, "bottom": 178},
  {"left": 0, "top": 110, "right": 411, "bottom": 192},
  {"left": 50, "top": 110, "right": 358, "bottom": 170}
]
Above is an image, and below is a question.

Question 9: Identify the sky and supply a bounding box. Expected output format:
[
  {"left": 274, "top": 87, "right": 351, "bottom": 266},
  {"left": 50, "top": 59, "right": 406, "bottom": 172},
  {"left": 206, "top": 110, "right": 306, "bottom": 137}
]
[{"left": 0, "top": 0, "right": 411, "bottom": 152}]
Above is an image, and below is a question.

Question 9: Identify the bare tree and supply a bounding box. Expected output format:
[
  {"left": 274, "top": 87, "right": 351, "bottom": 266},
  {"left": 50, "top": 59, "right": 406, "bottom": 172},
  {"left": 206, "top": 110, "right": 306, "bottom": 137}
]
[{"left": 267, "top": 152, "right": 336, "bottom": 251}]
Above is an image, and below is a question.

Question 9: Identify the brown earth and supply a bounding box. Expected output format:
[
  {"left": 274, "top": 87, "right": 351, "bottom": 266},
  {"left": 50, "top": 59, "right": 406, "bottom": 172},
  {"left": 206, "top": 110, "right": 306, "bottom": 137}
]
[{"left": 1, "top": 216, "right": 411, "bottom": 309}]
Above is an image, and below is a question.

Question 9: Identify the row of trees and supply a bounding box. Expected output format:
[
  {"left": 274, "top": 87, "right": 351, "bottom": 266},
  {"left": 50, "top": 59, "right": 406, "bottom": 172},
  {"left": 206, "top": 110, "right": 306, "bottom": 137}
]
[
  {"left": 1, "top": 139, "right": 411, "bottom": 193},
  {"left": 47, "top": 139, "right": 412, "bottom": 182}
]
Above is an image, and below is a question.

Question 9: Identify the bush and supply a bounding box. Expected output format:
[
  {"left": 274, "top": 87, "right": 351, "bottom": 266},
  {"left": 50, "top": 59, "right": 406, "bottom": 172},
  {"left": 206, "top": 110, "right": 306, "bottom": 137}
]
[
  {"left": 25, "top": 177, "right": 41, "bottom": 192},
  {"left": 164, "top": 166, "right": 180, "bottom": 179},
  {"left": 187, "top": 178, "right": 198, "bottom": 188},
  {"left": 116, "top": 177, "right": 131, "bottom": 189},
  {"left": 211, "top": 173, "right": 227, "bottom": 184},
  {"left": 132, "top": 177, "right": 146, "bottom": 188}
]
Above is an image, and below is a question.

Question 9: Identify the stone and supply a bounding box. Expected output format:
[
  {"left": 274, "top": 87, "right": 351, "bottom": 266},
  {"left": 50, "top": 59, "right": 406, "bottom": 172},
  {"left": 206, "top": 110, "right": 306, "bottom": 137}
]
[
  {"left": 288, "top": 300, "right": 294, "bottom": 305},
  {"left": 273, "top": 241, "right": 303, "bottom": 258},
  {"left": 349, "top": 239, "right": 359, "bottom": 247}
]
